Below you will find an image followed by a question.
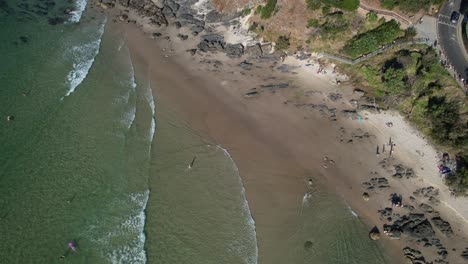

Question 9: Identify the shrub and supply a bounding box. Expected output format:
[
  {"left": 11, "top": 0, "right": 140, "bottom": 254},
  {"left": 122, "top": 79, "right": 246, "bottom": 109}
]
[
  {"left": 254, "top": 5, "right": 262, "bottom": 15},
  {"left": 242, "top": 7, "right": 251, "bottom": 16},
  {"left": 306, "top": 18, "right": 320, "bottom": 28},
  {"left": 343, "top": 20, "right": 403, "bottom": 58},
  {"left": 276, "top": 35, "right": 290, "bottom": 50},
  {"left": 322, "top": 4, "right": 331, "bottom": 15},
  {"left": 261, "top": 0, "right": 277, "bottom": 19},
  {"left": 306, "top": 0, "right": 321, "bottom": 10},
  {"left": 381, "top": 0, "right": 436, "bottom": 13},
  {"left": 367, "top": 11, "right": 378, "bottom": 22}
]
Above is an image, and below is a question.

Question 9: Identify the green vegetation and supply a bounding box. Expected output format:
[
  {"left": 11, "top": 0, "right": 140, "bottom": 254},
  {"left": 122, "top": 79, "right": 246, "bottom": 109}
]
[
  {"left": 381, "top": 0, "right": 441, "bottom": 13},
  {"left": 275, "top": 35, "right": 290, "bottom": 50},
  {"left": 320, "top": 13, "right": 350, "bottom": 39},
  {"left": 260, "top": 0, "right": 277, "bottom": 19},
  {"left": 345, "top": 45, "right": 467, "bottom": 159},
  {"left": 343, "top": 45, "right": 467, "bottom": 190},
  {"left": 343, "top": 20, "right": 403, "bottom": 58},
  {"left": 306, "top": 0, "right": 359, "bottom": 11},
  {"left": 254, "top": 5, "right": 262, "bottom": 15},
  {"left": 242, "top": 7, "right": 251, "bottom": 16},
  {"left": 321, "top": 4, "right": 331, "bottom": 15},
  {"left": 306, "top": 0, "right": 321, "bottom": 10},
  {"left": 366, "top": 11, "right": 378, "bottom": 22},
  {"left": 306, "top": 18, "right": 320, "bottom": 28}
]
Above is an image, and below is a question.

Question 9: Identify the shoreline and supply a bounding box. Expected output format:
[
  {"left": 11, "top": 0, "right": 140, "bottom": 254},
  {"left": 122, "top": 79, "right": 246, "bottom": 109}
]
[{"left": 93, "top": 0, "right": 468, "bottom": 262}]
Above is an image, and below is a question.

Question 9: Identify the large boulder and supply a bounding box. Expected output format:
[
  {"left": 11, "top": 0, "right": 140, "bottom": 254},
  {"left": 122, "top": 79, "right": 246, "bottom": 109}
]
[
  {"left": 369, "top": 226, "right": 380, "bottom": 240},
  {"left": 224, "top": 44, "right": 244, "bottom": 58}
]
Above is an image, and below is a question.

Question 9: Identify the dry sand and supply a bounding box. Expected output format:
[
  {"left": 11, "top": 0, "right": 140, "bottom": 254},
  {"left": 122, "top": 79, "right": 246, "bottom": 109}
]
[{"left": 96, "top": 2, "right": 468, "bottom": 262}]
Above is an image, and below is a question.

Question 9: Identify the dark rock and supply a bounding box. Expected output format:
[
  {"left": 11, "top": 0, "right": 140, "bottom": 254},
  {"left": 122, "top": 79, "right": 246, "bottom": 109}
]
[
  {"left": 19, "top": 36, "right": 28, "bottom": 43},
  {"left": 224, "top": 43, "right": 244, "bottom": 58},
  {"left": 429, "top": 196, "right": 440, "bottom": 205},
  {"left": 261, "top": 83, "right": 289, "bottom": 89},
  {"left": 190, "top": 25, "right": 204, "bottom": 35},
  {"left": 461, "top": 248, "right": 468, "bottom": 260},
  {"left": 277, "top": 64, "right": 300, "bottom": 73},
  {"left": 186, "top": 49, "right": 197, "bottom": 56},
  {"left": 239, "top": 61, "right": 253, "bottom": 70},
  {"left": 369, "top": 226, "right": 380, "bottom": 240},
  {"left": 419, "top": 203, "right": 434, "bottom": 213},
  {"left": 362, "top": 177, "right": 389, "bottom": 190},
  {"left": 178, "top": 13, "right": 205, "bottom": 27},
  {"left": 328, "top": 93, "right": 343, "bottom": 101},
  {"left": 437, "top": 248, "right": 448, "bottom": 259},
  {"left": 162, "top": 5, "right": 175, "bottom": 18},
  {"left": 393, "top": 164, "right": 415, "bottom": 179},
  {"left": 414, "top": 187, "right": 439, "bottom": 198},
  {"left": 244, "top": 88, "right": 259, "bottom": 98},
  {"left": 403, "top": 247, "right": 424, "bottom": 260},
  {"left": 177, "top": 34, "right": 188, "bottom": 40},
  {"left": 198, "top": 34, "right": 225, "bottom": 52},
  {"left": 358, "top": 104, "right": 379, "bottom": 113},
  {"left": 119, "top": 14, "right": 128, "bottom": 21},
  {"left": 245, "top": 44, "right": 263, "bottom": 58},
  {"left": 431, "top": 217, "right": 453, "bottom": 236},
  {"left": 341, "top": 110, "right": 359, "bottom": 120},
  {"left": 378, "top": 207, "right": 393, "bottom": 219},
  {"left": 296, "top": 52, "right": 311, "bottom": 60},
  {"left": 164, "top": 0, "right": 179, "bottom": 12},
  {"left": 174, "top": 21, "right": 182, "bottom": 28},
  {"left": 48, "top": 17, "right": 65, "bottom": 25},
  {"left": 150, "top": 12, "right": 168, "bottom": 26},
  {"left": 152, "top": 32, "right": 162, "bottom": 38},
  {"left": 401, "top": 217, "right": 435, "bottom": 238}
]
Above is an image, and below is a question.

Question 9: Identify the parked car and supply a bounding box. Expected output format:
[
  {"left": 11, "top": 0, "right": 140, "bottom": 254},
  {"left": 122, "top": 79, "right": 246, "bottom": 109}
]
[{"left": 451, "top": 11, "right": 460, "bottom": 24}]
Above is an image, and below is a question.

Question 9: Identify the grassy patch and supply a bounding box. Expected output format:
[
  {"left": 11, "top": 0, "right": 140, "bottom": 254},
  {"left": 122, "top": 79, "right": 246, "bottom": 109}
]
[{"left": 261, "top": 0, "right": 277, "bottom": 19}]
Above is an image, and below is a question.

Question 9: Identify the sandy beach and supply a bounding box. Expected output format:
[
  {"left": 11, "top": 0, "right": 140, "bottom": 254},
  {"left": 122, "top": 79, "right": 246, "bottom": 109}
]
[{"left": 92, "top": 0, "right": 468, "bottom": 262}]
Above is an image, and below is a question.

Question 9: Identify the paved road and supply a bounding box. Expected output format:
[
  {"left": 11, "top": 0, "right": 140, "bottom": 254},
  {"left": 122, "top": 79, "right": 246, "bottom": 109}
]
[{"left": 438, "top": 0, "right": 468, "bottom": 84}]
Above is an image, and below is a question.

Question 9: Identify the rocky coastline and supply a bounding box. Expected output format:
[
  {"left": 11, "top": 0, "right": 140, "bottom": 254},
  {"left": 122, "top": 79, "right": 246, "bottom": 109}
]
[{"left": 90, "top": 0, "right": 468, "bottom": 263}]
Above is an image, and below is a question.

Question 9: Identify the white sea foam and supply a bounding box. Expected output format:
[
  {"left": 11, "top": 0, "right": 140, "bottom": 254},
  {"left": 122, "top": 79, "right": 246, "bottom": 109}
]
[
  {"left": 68, "top": 0, "right": 88, "bottom": 23},
  {"left": 217, "top": 145, "right": 258, "bottom": 264},
  {"left": 147, "top": 81, "right": 156, "bottom": 142},
  {"left": 108, "top": 190, "right": 149, "bottom": 264},
  {"left": 120, "top": 56, "right": 138, "bottom": 130},
  {"left": 348, "top": 206, "right": 358, "bottom": 218},
  {"left": 63, "top": 19, "right": 106, "bottom": 98}
]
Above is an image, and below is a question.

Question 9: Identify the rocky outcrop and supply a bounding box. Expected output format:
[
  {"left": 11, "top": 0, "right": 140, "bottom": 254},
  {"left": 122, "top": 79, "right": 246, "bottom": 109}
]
[
  {"left": 385, "top": 213, "right": 435, "bottom": 239},
  {"left": 393, "top": 164, "right": 415, "bottom": 179},
  {"left": 369, "top": 226, "right": 380, "bottom": 240},
  {"left": 245, "top": 44, "right": 263, "bottom": 58},
  {"left": 261, "top": 83, "right": 289, "bottom": 89},
  {"left": 198, "top": 34, "right": 225, "bottom": 52},
  {"left": 403, "top": 247, "right": 426, "bottom": 264},
  {"left": 239, "top": 61, "right": 253, "bottom": 70},
  {"left": 224, "top": 43, "right": 244, "bottom": 58},
  {"left": 362, "top": 177, "right": 390, "bottom": 190},
  {"left": 431, "top": 217, "right": 453, "bottom": 236}
]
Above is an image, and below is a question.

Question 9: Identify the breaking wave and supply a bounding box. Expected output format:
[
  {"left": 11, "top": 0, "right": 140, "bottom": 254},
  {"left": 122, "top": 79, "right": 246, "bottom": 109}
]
[
  {"left": 108, "top": 191, "right": 149, "bottom": 264},
  {"left": 68, "top": 0, "right": 88, "bottom": 23},
  {"left": 217, "top": 145, "right": 258, "bottom": 264},
  {"left": 64, "top": 19, "right": 106, "bottom": 98}
]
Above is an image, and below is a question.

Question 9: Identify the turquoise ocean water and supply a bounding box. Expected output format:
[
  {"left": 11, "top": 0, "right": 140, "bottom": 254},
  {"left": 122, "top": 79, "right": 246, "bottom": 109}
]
[{"left": 0, "top": 1, "right": 389, "bottom": 263}]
